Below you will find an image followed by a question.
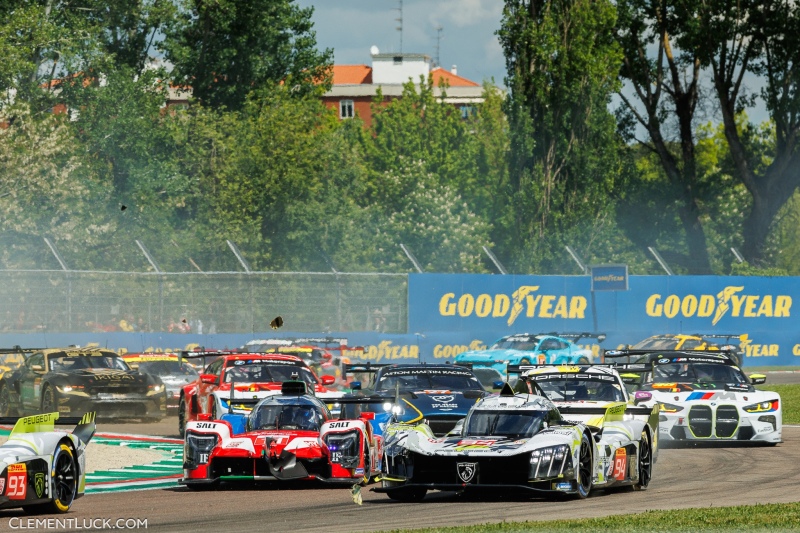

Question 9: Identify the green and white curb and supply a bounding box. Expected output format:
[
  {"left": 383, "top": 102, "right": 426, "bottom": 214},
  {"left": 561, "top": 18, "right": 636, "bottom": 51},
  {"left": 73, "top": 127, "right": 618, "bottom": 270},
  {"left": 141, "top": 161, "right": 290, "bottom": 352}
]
[{"left": 85, "top": 436, "right": 184, "bottom": 493}]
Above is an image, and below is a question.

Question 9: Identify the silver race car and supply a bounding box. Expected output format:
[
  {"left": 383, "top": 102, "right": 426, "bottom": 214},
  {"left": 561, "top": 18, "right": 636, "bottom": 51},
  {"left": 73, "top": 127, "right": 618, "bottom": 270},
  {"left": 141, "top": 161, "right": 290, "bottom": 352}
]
[
  {"left": 0, "top": 411, "right": 96, "bottom": 513},
  {"left": 375, "top": 383, "right": 656, "bottom": 501}
]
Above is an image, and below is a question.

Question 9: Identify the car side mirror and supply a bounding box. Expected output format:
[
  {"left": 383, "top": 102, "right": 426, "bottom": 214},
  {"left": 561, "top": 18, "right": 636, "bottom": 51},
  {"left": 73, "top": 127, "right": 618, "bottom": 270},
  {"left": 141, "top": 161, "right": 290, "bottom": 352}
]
[
  {"left": 749, "top": 373, "right": 766, "bottom": 385},
  {"left": 200, "top": 374, "right": 218, "bottom": 385},
  {"left": 359, "top": 411, "right": 375, "bottom": 420},
  {"left": 350, "top": 381, "right": 362, "bottom": 391},
  {"left": 31, "top": 364, "right": 44, "bottom": 372},
  {"left": 633, "top": 391, "right": 652, "bottom": 405},
  {"left": 492, "top": 380, "right": 504, "bottom": 390},
  {"left": 320, "top": 375, "right": 336, "bottom": 386}
]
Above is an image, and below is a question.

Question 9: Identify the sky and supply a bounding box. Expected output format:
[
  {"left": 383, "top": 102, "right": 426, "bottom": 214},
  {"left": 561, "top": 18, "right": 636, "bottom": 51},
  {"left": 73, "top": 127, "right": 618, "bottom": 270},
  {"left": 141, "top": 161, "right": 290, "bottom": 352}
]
[{"left": 295, "top": 0, "right": 507, "bottom": 87}]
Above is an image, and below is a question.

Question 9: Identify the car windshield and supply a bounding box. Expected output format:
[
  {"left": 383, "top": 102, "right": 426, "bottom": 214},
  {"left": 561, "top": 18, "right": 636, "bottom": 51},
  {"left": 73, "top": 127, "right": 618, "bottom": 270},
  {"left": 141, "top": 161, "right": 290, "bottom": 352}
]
[
  {"left": 464, "top": 409, "right": 546, "bottom": 438},
  {"left": 224, "top": 363, "right": 317, "bottom": 385},
  {"left": 137, "top": 360, "right": 198, "bottom": 377},
  {"left": 490, "top": 338, "right": 540, "bottom": 350},
  {"left": 535, "top": 377, "right": 626, "bottom": 402},
  {"left": 652, "top": 363, "right": 748, "bottom": 385},
  {"left": 249, "top": 404, "right": 322, "bottom": 431},
  {"left": 632, "top": 338, "right": 679, "bottom": 349},
  {"left": 49, "top": 354, "right": 130, "bottom": 371},
  {"left": 376, "top": 370, "right": 483, "bottom": 392}
]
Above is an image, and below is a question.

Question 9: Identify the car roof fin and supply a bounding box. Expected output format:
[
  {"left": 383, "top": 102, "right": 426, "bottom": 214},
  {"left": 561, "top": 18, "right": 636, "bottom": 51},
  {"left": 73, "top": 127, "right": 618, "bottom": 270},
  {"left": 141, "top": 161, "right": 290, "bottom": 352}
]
[{"left": 499, "top": 382, "right": 515, "bottom": 397}]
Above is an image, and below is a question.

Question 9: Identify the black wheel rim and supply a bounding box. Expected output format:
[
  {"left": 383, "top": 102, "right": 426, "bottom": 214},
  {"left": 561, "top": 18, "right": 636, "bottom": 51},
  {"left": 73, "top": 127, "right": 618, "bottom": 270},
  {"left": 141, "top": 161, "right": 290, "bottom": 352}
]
[
  {"left": 639, "top": 434, "right": 651, "bottom": 487},
  {"left": 579, "top": 440, "right": 592, "bottom": 492},
  {"left": 178, "top": 401, "right": 185, "bottom": 434},
  {"left": 42, "top": 388, "right": 54, "bottom": 412},
  {"left": 54, "top": 449, "right": 76, "bottom": 506}
]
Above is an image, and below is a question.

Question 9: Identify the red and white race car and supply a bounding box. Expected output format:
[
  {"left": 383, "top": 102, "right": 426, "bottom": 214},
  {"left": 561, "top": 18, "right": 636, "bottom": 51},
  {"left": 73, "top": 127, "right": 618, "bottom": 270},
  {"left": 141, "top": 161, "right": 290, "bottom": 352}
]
[
  {"left": 180, "top": 381, "right": 382, "bottom": 488},
  {"left": 177, "top": 351, "right": 341, "bottom": 437}
]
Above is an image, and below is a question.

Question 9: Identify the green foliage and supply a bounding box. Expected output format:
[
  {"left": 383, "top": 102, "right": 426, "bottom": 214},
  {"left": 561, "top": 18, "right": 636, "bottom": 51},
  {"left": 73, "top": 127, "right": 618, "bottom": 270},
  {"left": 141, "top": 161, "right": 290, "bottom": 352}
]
[
  {"left": 162, "top": 0, "right": 333, "bottom": 111},
  {"left": 498, "top": 0, "right": 624, "bottom": 273}
]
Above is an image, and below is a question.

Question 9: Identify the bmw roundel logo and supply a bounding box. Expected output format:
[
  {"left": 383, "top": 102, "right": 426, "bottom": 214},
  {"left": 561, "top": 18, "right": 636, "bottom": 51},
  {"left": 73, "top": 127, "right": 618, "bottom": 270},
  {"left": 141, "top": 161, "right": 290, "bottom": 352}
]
[{"left": 658, "top": 358, "right": 670, "bottom": 364}]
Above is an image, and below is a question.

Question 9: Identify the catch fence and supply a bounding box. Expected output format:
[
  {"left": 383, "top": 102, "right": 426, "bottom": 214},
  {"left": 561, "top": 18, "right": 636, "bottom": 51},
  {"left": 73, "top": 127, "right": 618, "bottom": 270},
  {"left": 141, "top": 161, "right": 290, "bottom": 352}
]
[{"left": 0, "top": 270, "right": 408, "bottom": 335}]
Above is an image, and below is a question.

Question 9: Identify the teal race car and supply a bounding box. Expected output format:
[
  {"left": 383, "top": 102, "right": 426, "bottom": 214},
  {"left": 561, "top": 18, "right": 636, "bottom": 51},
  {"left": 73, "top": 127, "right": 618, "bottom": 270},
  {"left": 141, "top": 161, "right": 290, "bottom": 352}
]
[{"left": 454, "top": 333, "right": 606, "bottom": 376}]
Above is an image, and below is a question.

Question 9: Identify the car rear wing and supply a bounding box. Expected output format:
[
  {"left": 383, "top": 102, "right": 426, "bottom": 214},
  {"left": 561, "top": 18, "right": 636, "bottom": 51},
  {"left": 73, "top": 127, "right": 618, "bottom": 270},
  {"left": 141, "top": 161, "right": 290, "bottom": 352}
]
[
  {"left": 0, "top": 346, "right": 45, "bottom": 354},
  {"left": 506, "top": 363, "right": 651, "bottom": 375},
  {"left": 0, "top": 411, "right": 96, "bottom": 446},
  {"left": 547, "top": 332, "right": 607, "bottom": 343},
  {"left": 603, "top": 348, "right": 739, "bottom": 364},
  {"left": 343, "top": 363, "right": 391, "bottom": 375}
]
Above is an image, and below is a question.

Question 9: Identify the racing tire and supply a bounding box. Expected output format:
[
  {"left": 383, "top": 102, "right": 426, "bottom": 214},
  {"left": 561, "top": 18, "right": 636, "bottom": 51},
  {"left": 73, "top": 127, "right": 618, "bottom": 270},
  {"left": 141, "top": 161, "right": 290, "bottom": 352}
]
[
  {"left": 23, "top": 442, "right": 77, "bottom": 514},
  {"left": 633, "top": 431, "right": 652, "bottom": 491},
  {"left": 41, "top": 385, "right": 58, "bottom": 414},
  {"left": 211, "top": 401, "right": 218, "bottom": 421},
  {"left": 0, "top": 384, "right": 16, "bottom": 417},
  {"left": 577, "top": 357, "right": 590, "bottom": 364},
  {"left": 386, "top": 487, "right": 427, "bottom": 502},
  {"left": 178, "top": 397, "right": 187, "bottom": 438},
  {"left": 574, "top": 433, "right": 593, "bottom": 499}
]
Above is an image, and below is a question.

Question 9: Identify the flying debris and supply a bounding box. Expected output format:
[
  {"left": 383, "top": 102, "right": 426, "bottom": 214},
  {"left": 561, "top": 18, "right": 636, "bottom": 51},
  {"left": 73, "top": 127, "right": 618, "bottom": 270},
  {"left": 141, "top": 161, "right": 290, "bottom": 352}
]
[{"left": 270, "top": 316, "right": 284, "bottom": 330}]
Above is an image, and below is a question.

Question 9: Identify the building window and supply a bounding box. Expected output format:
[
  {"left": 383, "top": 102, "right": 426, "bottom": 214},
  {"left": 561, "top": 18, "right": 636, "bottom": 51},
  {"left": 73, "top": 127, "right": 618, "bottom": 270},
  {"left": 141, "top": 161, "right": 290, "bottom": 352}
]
[
  {"left": 460, "top": 105, "right": 477, "bottom": 119},
  {"left": 340, "top": 100, "right": 354, "bottom": 119}
]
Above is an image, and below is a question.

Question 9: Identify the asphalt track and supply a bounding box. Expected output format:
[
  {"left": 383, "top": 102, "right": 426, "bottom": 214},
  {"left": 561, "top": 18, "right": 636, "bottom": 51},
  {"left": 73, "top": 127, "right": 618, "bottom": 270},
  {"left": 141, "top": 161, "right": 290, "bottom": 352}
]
[{"left": 2, "top": 370, "right": 799, "bottom": 533}]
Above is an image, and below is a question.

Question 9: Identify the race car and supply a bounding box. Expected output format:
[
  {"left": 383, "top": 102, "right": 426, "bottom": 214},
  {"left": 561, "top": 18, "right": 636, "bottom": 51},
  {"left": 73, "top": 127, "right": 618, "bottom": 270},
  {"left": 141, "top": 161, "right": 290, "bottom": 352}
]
[
  {"left": 180, "top": 381, "right": 382, "bottom": 488},
  {"left": 0, "top": 347, "right": 29, "bottom": 381},
  {"left": 375, "top": 383, "right": 655, "bottom": 501},
  {"left": 454, "top": 332, "right": 605, "bottom": 375},
  {"left": 508, "top": 363, "right": 659, "bottom": 453},
  {"left": 340, "top": 363, "right": 487, "bottom": 437},
  {"left": 178, "top": 351, "right": 341, "bottom": 437},
  {"left": 0, "top": 411, "right": 96, "bottom": 513},
  {"left": 627, "top": 334, "right": 745, "bottom": 367},
  {"left": 621, "top": 351, "right": 781, "bottom": 444},
  {"left": 240, "top": 337, "right": 351, "bottom": 388},
  {"left": 122, "top": 352, "right": 199, "bottom": 414},
  {"left": 0, "top": 346, "right": 166, "bottom": 421}
]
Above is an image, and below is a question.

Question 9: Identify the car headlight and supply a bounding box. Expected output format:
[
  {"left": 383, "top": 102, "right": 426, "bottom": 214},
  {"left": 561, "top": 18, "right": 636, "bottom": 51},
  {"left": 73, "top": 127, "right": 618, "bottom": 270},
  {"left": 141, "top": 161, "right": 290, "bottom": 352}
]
[
  {"left": 149, "top": 384, "right": 165, "bottom": 393},
  {"left": 744, "top": 400, "right": 779, "bottom": 413},
  {"left": 391, "top": 404, "right": 405, "bottom": 416},
  {"left": 57, "top": 385, "right": 83, "bottom": 393},
  {"left": 659, "top": 402, "right": 684, "bottom": 413}
]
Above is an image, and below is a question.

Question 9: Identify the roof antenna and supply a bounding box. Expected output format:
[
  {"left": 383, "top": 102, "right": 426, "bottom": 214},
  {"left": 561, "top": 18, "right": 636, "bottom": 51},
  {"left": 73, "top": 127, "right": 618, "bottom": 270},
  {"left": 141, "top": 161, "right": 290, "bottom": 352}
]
[
  {"left": 394, "top": 0, "right": 403, "bottom": 53},
  {"left": 434, "top": 25, "right": 443, "bottom": 67}
]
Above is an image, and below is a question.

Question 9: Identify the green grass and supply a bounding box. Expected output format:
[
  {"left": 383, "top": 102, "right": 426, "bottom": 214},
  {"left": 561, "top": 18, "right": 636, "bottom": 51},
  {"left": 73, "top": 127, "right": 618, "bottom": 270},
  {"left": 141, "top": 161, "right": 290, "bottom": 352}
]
[
  {"left": 387, "top": 503, "right": 800, "bottom": 533},
  {"left": 757, "top": 383, "right": 800, "bottom": 424}
]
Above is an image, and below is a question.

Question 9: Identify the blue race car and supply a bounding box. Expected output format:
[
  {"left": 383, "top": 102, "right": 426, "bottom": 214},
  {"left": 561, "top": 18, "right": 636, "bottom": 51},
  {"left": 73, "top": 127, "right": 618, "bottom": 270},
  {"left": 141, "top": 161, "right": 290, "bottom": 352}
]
[
  {"left": 454, "top": 332, "right": 606, "bottom": 376},
  {"left": 339, "top": 363, "right": 487, "bottom": 437}
]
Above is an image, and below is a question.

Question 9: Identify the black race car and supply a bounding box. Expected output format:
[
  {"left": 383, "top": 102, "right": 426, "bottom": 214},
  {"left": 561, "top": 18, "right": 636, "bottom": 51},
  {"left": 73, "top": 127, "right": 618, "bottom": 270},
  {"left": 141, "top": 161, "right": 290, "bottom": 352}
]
[
  {"left": 0, "top": 346, "right": 166, "bottom": 421},
  {"left": 341, "top": 363, "right": 487, "bottom": 436}
]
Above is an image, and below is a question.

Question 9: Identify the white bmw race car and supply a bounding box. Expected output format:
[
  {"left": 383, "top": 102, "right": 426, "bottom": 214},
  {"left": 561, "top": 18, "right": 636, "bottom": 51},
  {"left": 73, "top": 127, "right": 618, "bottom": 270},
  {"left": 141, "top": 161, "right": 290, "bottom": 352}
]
[
  {"left": 375, "top": 383, "right": 656, "bottom": 501},
  {"left": 0, "top": 412, "right": 96, "bottom": 513},
  {"left": 631, "top": 352, "right": 782, "bottom": 444}
]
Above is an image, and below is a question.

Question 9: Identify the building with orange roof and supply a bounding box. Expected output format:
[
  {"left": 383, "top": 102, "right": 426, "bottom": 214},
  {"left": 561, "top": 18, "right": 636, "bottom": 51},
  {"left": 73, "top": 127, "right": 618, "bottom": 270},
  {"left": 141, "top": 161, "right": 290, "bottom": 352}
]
[{"left": 322, "top": 52, "right": 486, "bottom": 128}]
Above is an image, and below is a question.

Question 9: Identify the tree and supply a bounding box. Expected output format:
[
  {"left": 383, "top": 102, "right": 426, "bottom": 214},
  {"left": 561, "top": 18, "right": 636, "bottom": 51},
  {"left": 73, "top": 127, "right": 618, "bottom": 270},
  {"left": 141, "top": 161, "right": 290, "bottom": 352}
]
[
  {"left": 498, "top": 0, "right": 624, "bottom": 273},
  {"left": 162, "top": 0, "right": 332, "bottom": 111},
  {"left": 615, "top": 0, "right": 714, "bottom": 273}
]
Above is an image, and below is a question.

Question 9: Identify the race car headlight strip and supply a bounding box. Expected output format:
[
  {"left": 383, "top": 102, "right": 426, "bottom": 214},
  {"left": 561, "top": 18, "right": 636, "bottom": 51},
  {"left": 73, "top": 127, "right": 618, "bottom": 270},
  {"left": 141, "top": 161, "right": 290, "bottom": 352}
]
[
  {"left": 529, "top": 444, "right": 571, "bottom": 480},
  {"left": 323, "top": 431, "right": 361, "bottom": 468},
  {"left": 185, "top": 432, "right": 218, "bottom": 466},
  {"left": 659, "top": 403, "right": 685, "bottom": 413},
  {"left": 744, "top": 400, "right": 779, "bottom": 413},
  {"left": 57, "top": 385, "right": 85, "bottom": 394}
]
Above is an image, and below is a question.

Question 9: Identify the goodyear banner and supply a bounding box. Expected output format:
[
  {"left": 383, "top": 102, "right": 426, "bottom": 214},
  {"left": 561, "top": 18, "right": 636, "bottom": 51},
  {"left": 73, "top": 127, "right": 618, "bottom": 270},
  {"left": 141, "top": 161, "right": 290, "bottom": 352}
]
[{"left": 408, "top": 273, "right": 800, "bottom": 366}]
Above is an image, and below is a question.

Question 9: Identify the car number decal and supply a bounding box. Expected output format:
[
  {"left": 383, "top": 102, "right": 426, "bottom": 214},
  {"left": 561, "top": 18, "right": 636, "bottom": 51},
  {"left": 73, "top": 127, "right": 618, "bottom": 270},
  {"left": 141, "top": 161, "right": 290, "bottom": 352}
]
[
  {"left": 613, "top": 449, "right": 627, "bottom": 481},
  {"left": 7, "top": 464, "right": 27, "bottom": 500}
]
